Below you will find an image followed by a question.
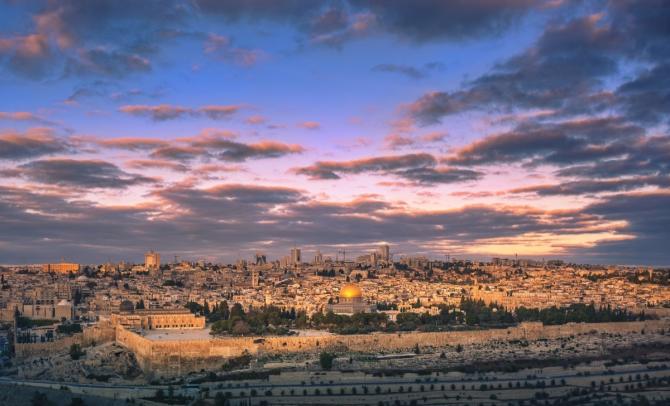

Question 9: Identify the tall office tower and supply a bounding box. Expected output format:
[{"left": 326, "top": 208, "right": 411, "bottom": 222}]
[
  {"left": 254, "top": 252, "right": 267, "bottom": 266},
  {"left": 290, "top": 248, "right": 301, "bottom": 265},
  {"left": 369, "top": 252, "right": 378, "bottom": 266},
  {"left": 145, "top": 250, "right": 160, "bottom": 270},
  {"left": 379, "top": 244, "right": 390, "bottom": 262},
  {"left": 314, "top": 250, "right": 323, "bottom": 265},
  {"left": 280, "top": 256, "right": 290, "bottom": 268}
]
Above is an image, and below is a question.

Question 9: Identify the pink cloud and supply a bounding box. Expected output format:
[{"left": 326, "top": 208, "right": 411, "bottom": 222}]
[
  {"left": 0, "top": 34, "right": 50, "bottom": 57},
  {"left": 299, "top": 121, "right": 321, "bottom": 130},
  {"left": 204, "top": 33, "right": 268, "bottom": 67},
  {"left": 0, "top": 111, "right": 51, "bottom": 124},
  {"left": 119, "top": 104, "right": 243, "bottom": 121},
  {"left": 384, "top": 131, "right": 447, "bottom": 150},
  {"left": 126, "top": 159, "right": 189, "bottom": 172},
  {"left": 119, "top": 104, "right": 190, "bottom": 120},
  {"left": 245, "top": 115, "right": 267, "bottom": 125}
]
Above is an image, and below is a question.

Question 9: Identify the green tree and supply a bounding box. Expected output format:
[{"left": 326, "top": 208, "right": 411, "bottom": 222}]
[
  {"left": 57, "top": 323, "right": 82, "bottom": 335},
  {"left": 295, "top": 311, "right": 308, "bottom": 328},
  {"left": 230, "top": 303, "right": 244, "bottom": 319},
  {"left": 412, "top": 298, "right": 422, "bottom": 308},
  {"left": 219, "top": 301, "right": 230, "bottom": 320},
  {"left": 232, "top": 320, "right": 251, "bottom": 335},
  {"left": 185, "top": 301, "right": 203, "bottom": 314},
  {"left": 69, "top": 343, "right": 84, "bottom": 360},
  {"left": 319, "top": 352, "right": 335, "bottom": 370}
]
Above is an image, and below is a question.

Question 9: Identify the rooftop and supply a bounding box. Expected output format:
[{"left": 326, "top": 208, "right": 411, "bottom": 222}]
[
  {"left": 142, "top": 327, "right": 213, "bottom": 341},
  {"left": 140, "top": 327, "right": 332, "bottom": 341}
]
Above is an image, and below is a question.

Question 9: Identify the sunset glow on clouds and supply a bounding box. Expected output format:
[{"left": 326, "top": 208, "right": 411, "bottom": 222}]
[{"left": 0, "top": 1, "right": 668, "bottom": 265}]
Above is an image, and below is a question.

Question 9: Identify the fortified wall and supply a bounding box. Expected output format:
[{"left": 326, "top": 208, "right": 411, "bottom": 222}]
[
  {"left": 14, "top": 333, "right": 81, "bottom": 359},
  {"left": 14, "top": 320, "right": 115, "bottom": 359},
  {"left": 115, "top": 319, "right": 668, "bottom": 377}
]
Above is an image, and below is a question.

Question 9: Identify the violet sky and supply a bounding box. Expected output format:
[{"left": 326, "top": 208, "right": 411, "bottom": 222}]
[{"left": 0, "top": 0, "right": 669, "bottom": 265}]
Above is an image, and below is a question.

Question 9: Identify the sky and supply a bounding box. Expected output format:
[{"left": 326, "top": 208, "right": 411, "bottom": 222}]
[{"left": 0, "top": 0, "right": 669, "bottom": 266}]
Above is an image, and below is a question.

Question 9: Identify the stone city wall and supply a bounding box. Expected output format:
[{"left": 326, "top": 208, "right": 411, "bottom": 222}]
[
  {"left": 81, "top": 321, "right": 116, "bottom": 346},
  {"left": 14, "top": 334, "right": 81, "bottom": 359},
  {"left": 642, "top": 307, "right": 670, "bottom": 319},
  {"left": 14, "top": 322, "right": 115, "bottom": 359},
  {"left": 115, "top": 319, "right": 669, "bottom": 377},
  {"left": 115, "top": 325, "right": 156, "bottom": 370}
]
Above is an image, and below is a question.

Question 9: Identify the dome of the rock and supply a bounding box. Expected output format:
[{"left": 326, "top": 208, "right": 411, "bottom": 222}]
[{"left": 339, "top": 283, "right": 362, "bottom": 300}]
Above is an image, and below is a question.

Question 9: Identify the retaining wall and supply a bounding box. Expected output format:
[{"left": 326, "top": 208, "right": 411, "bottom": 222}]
[{"left": 114, "top": 319, "right": 669, "bottom": 377}]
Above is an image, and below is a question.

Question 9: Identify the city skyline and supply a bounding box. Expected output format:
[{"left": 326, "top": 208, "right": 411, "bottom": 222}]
[
  {"left": 0, "top": 246, "right": 607, "bottom": 269},
  {"left": 1, "top": 1, "right": 669, "bottom": 265}
]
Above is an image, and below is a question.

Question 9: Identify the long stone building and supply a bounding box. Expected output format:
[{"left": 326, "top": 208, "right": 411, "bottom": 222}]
[{"left": 111, "top": 307, "right": 205, "bottom": 330}]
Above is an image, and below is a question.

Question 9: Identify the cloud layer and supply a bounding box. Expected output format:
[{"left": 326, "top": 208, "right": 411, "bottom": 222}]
[
  {"left": 0, "top": 0, "right": 668, "bottom": 265},
  {"left": 4, "top": 182, "right": 662, "bottom": 264},
  {"left": 0, "top": 129, "right": 71, "bottom": 160},
  {"left": 119, "top": 104, "right": 243, "bottom": 121},
  {"left": 293, "top": 153, "right": 482, "bottom": 185}
]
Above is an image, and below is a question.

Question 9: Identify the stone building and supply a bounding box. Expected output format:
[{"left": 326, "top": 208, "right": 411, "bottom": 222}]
[
  {"left": 14, "top": 287, "right": 74, "bottom": 320},
  {"left": 327, "top": 283, "right": 375, "bottom": 315},
  {"left": 144, "top": 251, "right": 160, "bottom": 270},
  {"left": 111, "top": 307, "right": 205, "bottom": 330},
  {"left": 42, "top": 262, "right": 79, "bottom": 274}
]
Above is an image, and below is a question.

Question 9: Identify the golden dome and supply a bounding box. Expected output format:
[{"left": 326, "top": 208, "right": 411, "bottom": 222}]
[{"left": 339, "top": 283, "right": 362, "bottom": 299}]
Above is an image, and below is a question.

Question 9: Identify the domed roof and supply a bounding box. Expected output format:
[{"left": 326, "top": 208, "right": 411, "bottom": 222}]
[{"left": 339, "top": 283, "right": 362, "bottom": 299}]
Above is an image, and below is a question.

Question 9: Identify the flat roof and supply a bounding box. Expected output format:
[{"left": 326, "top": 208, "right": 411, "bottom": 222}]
[
  {"left": 140, "top": 328, "right": 332, "bottom": 342},
  {"left": 142, "top": 327, "right": 213, "bottom": 341}
]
